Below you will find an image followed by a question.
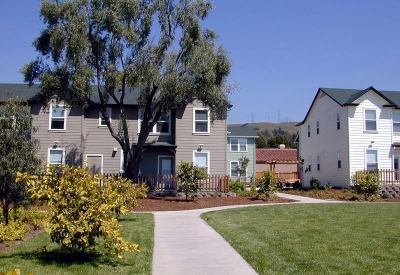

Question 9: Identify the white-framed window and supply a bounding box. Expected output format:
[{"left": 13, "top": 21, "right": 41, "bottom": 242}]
[
  {"left": 48, "top": 148, "right": 64, "bottom": 167},
  {"left": 317, "top": 155, "right": 320, "bottom": 171},
  {"left": 316, "top": 120, "right": 320, "bottom": 135},
  {"left": 231, "top": 138, "right": 247, "bottom": 152},
  {"left": 193, "top": 108, "right": 210, "bottom": 133},
  {"left": 308, "top": 156, "right": 312, "bottom": 172},
  {"left": 393, "top": 112, "right": 400, "bottom": 133},
  {"left": 99, "top": 107, "right": 112, "bottom": 126},
  {"left": 193, "top": 151, "right": 209, "bottom": 173},
  {"left": 365, "top": 110, "right": 377, "bottom": 131},
  {"left": 336, "top": 112, "right": 341, "bottom": 130},
  {"left": 366, "top": 150, "right": 378, "bottom": 171},
  {"left": 337, "top": 151, "right": 342, "bottom": 169},
  {"left": 138, "top": 110, "right": 170, "bottom": 134},
  {"left": 230, "top": 161, "right": 239, "bottom": 177},
  {"left": 49, "top": 105, "right": 66, "bottom": 130},
  {"left": 307, "top": 124, "right": 310, "bottom": 137}
]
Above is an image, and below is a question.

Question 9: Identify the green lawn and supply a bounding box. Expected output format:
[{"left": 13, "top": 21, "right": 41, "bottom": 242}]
[
  {"left": 202, "top": 203, "right": 400, "bottom": 275},
  {"left": 0, "top": 213, "right": 154, "bottom": 275}
]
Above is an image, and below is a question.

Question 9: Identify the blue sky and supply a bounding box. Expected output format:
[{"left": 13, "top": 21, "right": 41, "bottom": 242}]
[{"left": 1, "top": 1, "right": 400, "bottom": 124}]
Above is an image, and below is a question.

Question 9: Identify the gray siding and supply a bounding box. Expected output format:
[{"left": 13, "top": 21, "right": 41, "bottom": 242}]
[
  {"left": 175, "top": 101, "right": 227, "bottom": 175},
  {"left": 32, "top": 102, "right": 84, "bottom": 167}
]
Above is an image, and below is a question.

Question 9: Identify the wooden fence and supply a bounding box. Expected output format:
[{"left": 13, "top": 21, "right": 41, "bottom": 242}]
[
  {"left": 256, "top": 171, "right": 300, "bottom": 183},
  {"left": 354, "top": 170, "right": 400, "bottom": 185},
  {"left": 102, "top": 173, "right": 230, "bottom": 192}
]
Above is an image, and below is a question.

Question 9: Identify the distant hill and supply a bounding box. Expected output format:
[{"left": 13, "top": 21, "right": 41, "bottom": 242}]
[{"left": 228, "top": 122, "right": 299, "bottom": 136}]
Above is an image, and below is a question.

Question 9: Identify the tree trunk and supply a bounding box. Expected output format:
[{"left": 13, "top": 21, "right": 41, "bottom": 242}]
[{"left": 2, "top": 203, "right": 9, "bottom": 226}]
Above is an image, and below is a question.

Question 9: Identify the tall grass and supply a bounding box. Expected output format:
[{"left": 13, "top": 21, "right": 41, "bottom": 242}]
[
  {"left": 0, "top": 213, "right": 154, "bottom": 275},
  {"left": 202, "top": 203, "right": 400, "bottom": 275}
]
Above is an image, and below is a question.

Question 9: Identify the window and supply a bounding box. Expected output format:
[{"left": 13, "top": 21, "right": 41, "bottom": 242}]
[
  {"left": 337, "top": 151, "right": 342, "bottom": 169},
  {"left": 230, "top": 161, "right": 239, "bottom": 177},
  {"left": 365, "top": 110, "right": 377, "bottom": 131},
  {"left": 49, "top": 105, "right": 66, "bottom": 130},
  {"left": 336, "top": 112, "right": 341, "bottom": 130},
  {"left": 99, "top": 108, "right": 112, "bottom": 126},
  {"left": 366, "top": 150, "right": 378, "bottom": 170},
  {"left": 317, "top": 155, "right": 320, "bottom": 171},
  {"left": 231, "top": 138, "right": 247, "bottom": 152},
  {"left": 308, "top": 156, "right": 312, "bottom": 172},
  {"left": 316, "top": 120, "right": 320, "bottom": 135},
  {"left": 194, "top": 151, "right": 209, "bottom": 173},
  {"left": 393, "top": 112, "right": 400, "bottom": 133},
  {"left": 193, "top": 109, "right": 209, "bottom": 133},
  {"left": 120, "top": 150, "right": 124, "bottom": 173},
  {"left": 307, "top": 124, "right": 310, "bottom": 137},
  {"left": 138, "top": 110, "right": 170, "bottom": 134},
  {"left": 48, "top": 148, "right": 64, "bottom": 167}
]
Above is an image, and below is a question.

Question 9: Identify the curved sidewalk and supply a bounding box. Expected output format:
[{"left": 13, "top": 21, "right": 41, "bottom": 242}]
[{"left": 152, "top": 193, "right": 330, "bottom": 275}]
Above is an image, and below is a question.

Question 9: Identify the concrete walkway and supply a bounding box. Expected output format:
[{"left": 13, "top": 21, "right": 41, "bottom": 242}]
[{"left": 152, "top": 193, "right": 331, "bottom": 275}]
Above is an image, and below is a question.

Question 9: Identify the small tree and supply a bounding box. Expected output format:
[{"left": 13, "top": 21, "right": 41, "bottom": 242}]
[
  {"left": 351, "top": 171, "right": 380, "bottom": 200},
  {"left": 256, "top": 170, "right": 277, "bottom": 199},
  {"left": 177, "top": 162, "right": 208, "bottom": 202},
  {"left": 236, "top": 156, "right": 249, "bottom": 183},
  {"left": 0, "top": 95, "right": 40, "bottom": 225},
  {"left": 18, "top": 164, "right": 146, "bottom": 257}
]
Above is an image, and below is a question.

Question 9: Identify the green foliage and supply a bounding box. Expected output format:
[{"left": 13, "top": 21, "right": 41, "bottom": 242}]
[
  {"left": 24, "top": 0, "right": 233, "bottom": 180},
  {"left": 103, "top": 177, "right": 148, "bottom": 217},
  {"left": 381, "top": 193, "right": 390, "bottom": 199},
  {"left": 10, "top": 206, "right": 51, "bottom": 230},
  {"left": 0, "top": 220, "right": 30, "bottom": 242},
  {"left": 0, "top": 95, "right": 41, "bottom": 225},
  {"left": 256, "top": 170, "right": 277, "bottom": 199},
  {"left": 351, "top": 171, "right": 381, "bottom": 200},
  {"left": 229, "top": 179, "right": 245, "bottom": 192},
  {"left": 256, "top": 132, "right": 268, "bottom": 148},
  {"left": 323, "top": 184, "right": 332, "bottom": 190},
  {"left": 177, "top": 162, "right": 208, "bottom": 201},
  {"left": 310, "top": 177, "right": 320, "bottom": 190},
  {"left": 18, "top": 165, "right": 144, "bottom": 257}
]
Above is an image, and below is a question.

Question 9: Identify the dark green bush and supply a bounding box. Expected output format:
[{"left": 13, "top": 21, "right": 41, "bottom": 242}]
[
  {"left": 229, "top": 179, "right": 245, "bottom": 192},
  {"left": 310, "top": 178, "right": 319, "bottom": 190}
]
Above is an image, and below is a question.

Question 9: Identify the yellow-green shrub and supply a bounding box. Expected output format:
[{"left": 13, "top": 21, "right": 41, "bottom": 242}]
[
  {"left": 103, "top": 176, "right": 147, "bottom": 217},
  {"left": 0, "top": 220, "right": 30, "bottom": 242},
  {"left": 0, "top": 267, "right": 32, "bottom": 275},
  {"left": 10, "top": 207, "right": 51, "bottom": 230},
  {"left": 351, "top": 171, "right": 380, "bottom": 200},
  {"left": 17, "top": 165, "right": 144, "bottom": 257}
]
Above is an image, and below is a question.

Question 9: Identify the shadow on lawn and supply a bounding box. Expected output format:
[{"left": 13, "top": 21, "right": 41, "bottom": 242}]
[{"left": 0, "top": 249, "right": 128, "bottom": 268}]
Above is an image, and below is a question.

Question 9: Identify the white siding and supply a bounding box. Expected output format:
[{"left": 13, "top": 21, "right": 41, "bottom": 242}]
[
  {"left": 299, "top": 92, "right": 350, "bottom": 187},
  {"left": 348, "top": 91, "right": 393, "bottom": 176}
]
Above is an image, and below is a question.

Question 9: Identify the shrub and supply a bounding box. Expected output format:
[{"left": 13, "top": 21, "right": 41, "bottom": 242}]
[
  {"left": 177, "top": 162, "right": 208, "bottom": 201},
  {"left": 324, "top": 183, "right": 332, "bottom": 190},
  {"left": 310, "top": 178, "right": 319, "bottom": 190},
  {"left": 17, "top": 165, "right": 143, "bottom": 257},
  {"left": 0, "top": 220, "right": 30, "bottom": 242},
  {"left": 10, "top": 206, "right": 51, "bottom": 230},
  {"left": 229, "top": 179, "right": 245, "bottom": 192},
  {"left": 381, "top": 193, "right": 390, "bottom": 199},
  {"left": 256, "top": 170, "right": 276, "bottom": 199},
  {"left": 351, "top": 171, "right": 380, "bottom": 200},
  {"left": 103, "top": 177, "right": 147, "bottom": 217},
  {"left": 0, "top": 267, "right": 32, "bottom": 275}
]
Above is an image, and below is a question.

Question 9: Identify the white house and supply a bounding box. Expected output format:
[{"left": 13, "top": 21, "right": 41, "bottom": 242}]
[{"left": 297, "top": 86, "right": 400, "bottom": 188}]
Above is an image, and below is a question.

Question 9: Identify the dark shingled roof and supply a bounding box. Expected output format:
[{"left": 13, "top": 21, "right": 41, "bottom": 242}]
[
  {"left": 297, "top": 86, "right": 400, "bottom": 126},
  {"left": 227, "top": 126, "right": 258, "bottom": 137},
  {"left": 256, "top": 148, "right": 299, "bottom": 163},
  {"left": 0, "top": 83, "right": 142, "bottom": 105}
]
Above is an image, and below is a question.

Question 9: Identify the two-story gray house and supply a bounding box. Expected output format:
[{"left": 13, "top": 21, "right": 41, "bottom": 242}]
[{"left": 0, "top": 83, "right": 228, "bottom": 177}]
